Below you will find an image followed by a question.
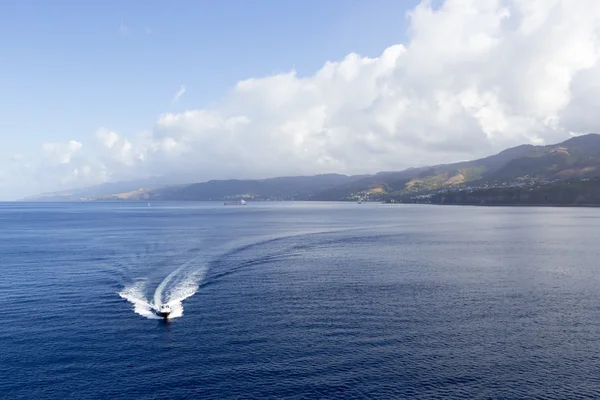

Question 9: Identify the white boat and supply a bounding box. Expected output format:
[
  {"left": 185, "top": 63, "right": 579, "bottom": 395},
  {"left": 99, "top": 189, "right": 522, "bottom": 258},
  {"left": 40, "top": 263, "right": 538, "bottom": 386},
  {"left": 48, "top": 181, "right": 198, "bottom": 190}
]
[
  {"left": 155, "top": 304, "right": 171, "bottom": 319},
  {"left": 224, "top": 199, "right": 247, "bottom": 205}
]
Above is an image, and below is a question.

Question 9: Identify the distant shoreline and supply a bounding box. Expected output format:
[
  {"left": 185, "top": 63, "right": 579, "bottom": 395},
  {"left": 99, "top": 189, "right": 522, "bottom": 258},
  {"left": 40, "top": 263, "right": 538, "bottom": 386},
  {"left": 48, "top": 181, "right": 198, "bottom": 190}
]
[
  {"left": 422, "top": 202, "right": 600, "bottom": 208},
  {"left": 8, "top": 199, "right": 600, "bottom": 209}
]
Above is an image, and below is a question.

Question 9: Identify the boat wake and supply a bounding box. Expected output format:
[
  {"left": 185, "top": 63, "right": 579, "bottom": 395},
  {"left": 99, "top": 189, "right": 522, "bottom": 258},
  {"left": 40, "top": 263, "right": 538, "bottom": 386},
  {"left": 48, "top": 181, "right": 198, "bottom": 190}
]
[
  {"left": 118, "top": 228, "right": 359, "bottom": 320},
  {"left": 119, "top": 264, "right": 207, "bottom": 320}
]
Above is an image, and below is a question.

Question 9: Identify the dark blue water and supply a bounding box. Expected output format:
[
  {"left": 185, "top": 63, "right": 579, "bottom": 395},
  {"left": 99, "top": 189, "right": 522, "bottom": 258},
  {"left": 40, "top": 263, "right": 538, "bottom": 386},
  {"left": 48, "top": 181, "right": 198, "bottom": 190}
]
[{"left": 3, "top": 202, "right": 600, "bottom": 399}]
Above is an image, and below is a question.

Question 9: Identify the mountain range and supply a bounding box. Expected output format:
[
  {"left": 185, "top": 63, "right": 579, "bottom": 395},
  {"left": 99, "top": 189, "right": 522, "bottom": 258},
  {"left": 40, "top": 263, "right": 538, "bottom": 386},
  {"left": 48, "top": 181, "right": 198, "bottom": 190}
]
[{"left": 23, "top": 133, "right": 600, "bottom": 203}]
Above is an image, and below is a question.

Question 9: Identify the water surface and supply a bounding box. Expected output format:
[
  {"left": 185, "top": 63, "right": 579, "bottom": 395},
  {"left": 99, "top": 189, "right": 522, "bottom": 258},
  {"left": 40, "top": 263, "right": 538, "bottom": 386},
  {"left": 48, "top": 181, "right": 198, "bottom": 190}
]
[{"left": 2, "top": 202, "right": 600, "bottom": 399}]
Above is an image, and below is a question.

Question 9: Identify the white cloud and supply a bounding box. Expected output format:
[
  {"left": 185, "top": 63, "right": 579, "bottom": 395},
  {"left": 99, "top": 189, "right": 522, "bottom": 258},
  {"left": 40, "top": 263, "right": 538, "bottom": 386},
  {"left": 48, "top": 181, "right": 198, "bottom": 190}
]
[
  {"left": 96, "top": 129, "right": 120, "bottom": 148},
  {"left": 42, "top": 140, "right": 82, "bottom": 165},
  {"left": 6, "top": 0, "right": 600, "bottom": 199},
  {"left": 172, "top": 85, "right": 186, "bottom": 103}
]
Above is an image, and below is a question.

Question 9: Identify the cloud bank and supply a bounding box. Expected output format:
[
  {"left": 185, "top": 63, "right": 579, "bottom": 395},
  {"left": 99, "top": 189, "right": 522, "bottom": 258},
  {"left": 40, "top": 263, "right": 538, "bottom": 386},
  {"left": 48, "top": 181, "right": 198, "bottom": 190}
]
[{"left": 5, "top": 0, "right": 600, "bottom": 199}]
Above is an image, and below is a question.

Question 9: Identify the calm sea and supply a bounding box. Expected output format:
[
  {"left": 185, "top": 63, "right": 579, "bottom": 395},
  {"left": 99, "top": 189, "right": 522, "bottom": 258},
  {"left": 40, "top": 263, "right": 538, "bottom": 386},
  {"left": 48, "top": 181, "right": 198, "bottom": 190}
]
[{"left": 2, "top": 202, "right": 600, "bottom": 399}]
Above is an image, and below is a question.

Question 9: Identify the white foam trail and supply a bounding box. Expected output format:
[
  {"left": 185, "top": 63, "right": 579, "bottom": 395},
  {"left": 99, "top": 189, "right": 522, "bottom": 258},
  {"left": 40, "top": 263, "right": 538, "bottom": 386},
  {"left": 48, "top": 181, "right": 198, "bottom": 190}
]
[
  {"left": 153, "top": 268, "right": 177, "bottom": 308},
  {"left": 119, "top": 280, "right": 161, "bottom": 319},
  {"left": 119, "top": 228, "right": 337, "bottom": 320},
  {"left": 119, "top": 262, "right": 207, "bottom": 320}
]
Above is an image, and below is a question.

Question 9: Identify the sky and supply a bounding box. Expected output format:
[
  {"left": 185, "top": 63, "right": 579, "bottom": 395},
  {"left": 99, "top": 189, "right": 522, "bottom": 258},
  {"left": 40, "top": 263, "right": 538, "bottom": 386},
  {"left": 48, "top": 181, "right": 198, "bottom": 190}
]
[{"left": 1, "top": 0, "right": 600, "bottom": 200}]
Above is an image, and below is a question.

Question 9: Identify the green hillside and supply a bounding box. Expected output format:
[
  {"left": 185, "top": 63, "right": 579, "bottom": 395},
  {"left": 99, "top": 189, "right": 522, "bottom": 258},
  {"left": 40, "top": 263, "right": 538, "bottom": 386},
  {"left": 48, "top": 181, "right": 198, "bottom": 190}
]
[{"left": 23, "top": 134, "right": 600, "bottom": 203}]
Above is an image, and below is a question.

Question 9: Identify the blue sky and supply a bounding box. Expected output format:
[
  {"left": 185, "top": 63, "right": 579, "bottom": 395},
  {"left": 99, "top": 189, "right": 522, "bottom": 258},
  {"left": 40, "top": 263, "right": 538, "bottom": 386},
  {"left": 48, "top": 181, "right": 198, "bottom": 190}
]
[
  {"left": 2, "top": 0, "right": 599, "bottom": 200},
  {"left": 0, "top": 0, "right": 416, "bottom": 158}
]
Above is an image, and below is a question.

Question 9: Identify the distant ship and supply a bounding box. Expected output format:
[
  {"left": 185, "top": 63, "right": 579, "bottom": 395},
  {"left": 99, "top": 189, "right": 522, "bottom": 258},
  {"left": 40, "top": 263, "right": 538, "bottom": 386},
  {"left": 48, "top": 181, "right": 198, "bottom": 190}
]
[
  {"left": 155, "top": 304, "right": 171, "bottom": 319},
  {"left": 224, "top": 199, "right": 247, "bottom": 206}
]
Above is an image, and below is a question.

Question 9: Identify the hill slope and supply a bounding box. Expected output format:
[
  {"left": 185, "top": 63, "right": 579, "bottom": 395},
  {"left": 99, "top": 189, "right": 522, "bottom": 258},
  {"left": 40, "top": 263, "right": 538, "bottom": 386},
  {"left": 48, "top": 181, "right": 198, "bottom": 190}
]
[
  {"left": 150, "top": 174, "right": 367, "bottom": 201},
  {"left": 313, "top": 134, "right": 600, "bottom": 201},
  {"left": 22, "top": 134, "right": 600, "bottom": 202}
]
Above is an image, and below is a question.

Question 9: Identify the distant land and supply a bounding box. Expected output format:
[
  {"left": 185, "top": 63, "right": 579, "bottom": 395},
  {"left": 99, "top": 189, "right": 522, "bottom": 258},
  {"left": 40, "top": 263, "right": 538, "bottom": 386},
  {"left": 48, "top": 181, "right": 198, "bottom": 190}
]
[{"left": 23, "top": 133, "right": 600, "bottom": 206}]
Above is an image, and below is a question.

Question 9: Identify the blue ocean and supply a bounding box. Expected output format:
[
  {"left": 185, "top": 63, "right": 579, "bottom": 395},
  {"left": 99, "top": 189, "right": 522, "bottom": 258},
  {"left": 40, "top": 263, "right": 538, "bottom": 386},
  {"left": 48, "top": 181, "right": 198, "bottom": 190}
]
[{"left": 2, "top": 202, "right": 600, "bottom": 399}]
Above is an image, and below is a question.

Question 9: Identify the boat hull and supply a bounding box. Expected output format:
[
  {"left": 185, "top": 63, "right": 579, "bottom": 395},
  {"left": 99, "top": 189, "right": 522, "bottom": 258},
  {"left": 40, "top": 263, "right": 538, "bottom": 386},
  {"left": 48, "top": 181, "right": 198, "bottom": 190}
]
[
  {"left": 156, "top": 311, "right": 170, "bottom": 319},
  {"left": 224, "top": 200, "right": 247, "bottom": 205}
]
